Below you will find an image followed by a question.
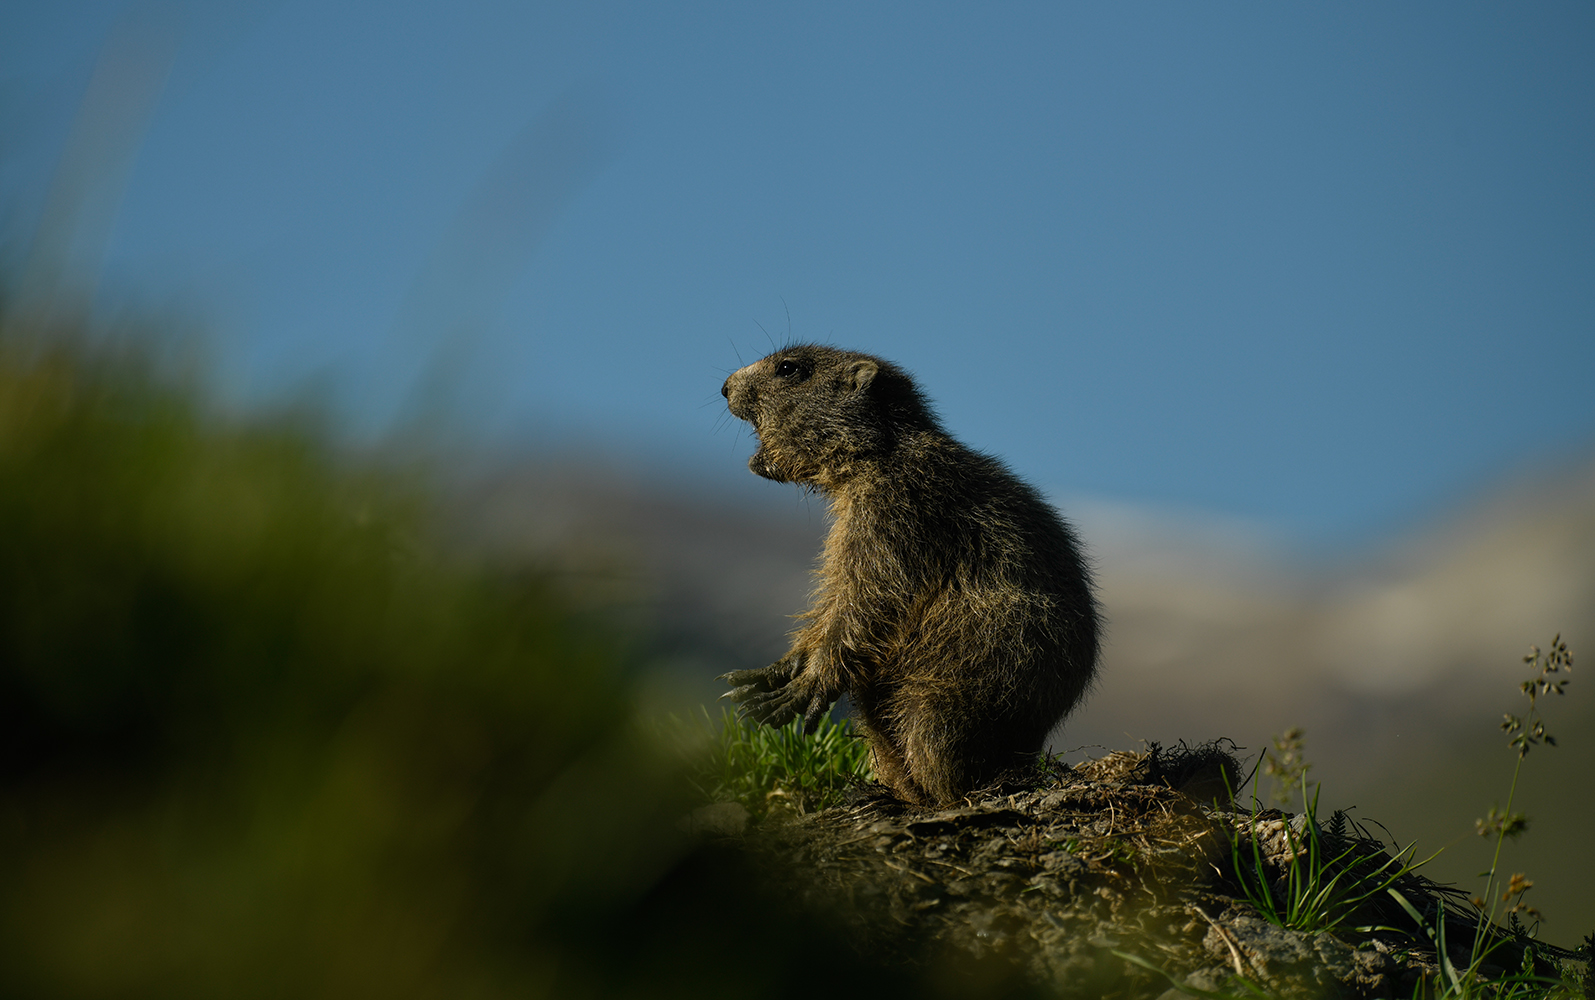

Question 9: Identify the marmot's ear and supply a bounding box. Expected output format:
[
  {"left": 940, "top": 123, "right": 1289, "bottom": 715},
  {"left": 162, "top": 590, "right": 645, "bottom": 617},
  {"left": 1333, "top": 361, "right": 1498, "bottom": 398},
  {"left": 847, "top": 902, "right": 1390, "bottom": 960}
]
[{"left": 846, "top": 359, "right": 878, "bottom": 392}]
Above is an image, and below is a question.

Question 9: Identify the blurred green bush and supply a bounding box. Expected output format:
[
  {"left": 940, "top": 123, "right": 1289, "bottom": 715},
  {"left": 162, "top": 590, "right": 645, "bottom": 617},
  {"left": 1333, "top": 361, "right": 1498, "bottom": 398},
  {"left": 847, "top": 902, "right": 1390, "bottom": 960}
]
[{"left": 0, "top": 307, "right": 927, "bottom": 999}]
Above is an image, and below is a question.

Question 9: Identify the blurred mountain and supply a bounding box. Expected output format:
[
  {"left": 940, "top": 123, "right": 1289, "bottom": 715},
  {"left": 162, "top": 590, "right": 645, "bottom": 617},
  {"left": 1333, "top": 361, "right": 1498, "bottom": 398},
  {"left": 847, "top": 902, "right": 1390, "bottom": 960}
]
[
  {"left": 451, "top": 449, "right": 1595, "bottom": 946},
  {"left": 1069, "top": 456, "right": 1594, "bottom": 757}
]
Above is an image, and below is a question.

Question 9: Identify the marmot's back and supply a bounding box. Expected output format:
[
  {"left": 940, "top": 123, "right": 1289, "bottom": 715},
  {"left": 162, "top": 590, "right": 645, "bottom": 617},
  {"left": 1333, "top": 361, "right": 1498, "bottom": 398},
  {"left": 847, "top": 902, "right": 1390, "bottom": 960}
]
[{"left": 720, "top": 344, "right": 1100, "bottom": 805}]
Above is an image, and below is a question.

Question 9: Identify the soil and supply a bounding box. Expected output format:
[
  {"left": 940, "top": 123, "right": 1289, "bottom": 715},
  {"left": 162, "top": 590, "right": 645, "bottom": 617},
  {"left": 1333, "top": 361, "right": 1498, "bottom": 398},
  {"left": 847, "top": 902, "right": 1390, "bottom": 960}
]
[{"left": 693, "top": 749, "right": 1589, "bottom": 999}]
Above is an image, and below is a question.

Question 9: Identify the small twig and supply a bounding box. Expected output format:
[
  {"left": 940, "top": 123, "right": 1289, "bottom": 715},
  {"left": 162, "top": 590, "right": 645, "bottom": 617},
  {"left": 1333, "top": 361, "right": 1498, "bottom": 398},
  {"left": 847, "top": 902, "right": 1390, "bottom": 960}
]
[
  {"left": 1192, "top": 904, "right": 1250, "bottom": 980},
  {"left": 922, "top": 858, "right": 976, "bottom": 877}
]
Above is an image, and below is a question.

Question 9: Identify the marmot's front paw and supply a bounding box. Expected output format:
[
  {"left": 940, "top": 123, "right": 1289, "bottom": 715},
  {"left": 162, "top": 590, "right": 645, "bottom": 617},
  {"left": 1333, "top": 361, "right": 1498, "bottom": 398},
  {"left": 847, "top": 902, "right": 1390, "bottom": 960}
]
[{"left": 718, "top": 658, "right": 835, "bottom": 733}]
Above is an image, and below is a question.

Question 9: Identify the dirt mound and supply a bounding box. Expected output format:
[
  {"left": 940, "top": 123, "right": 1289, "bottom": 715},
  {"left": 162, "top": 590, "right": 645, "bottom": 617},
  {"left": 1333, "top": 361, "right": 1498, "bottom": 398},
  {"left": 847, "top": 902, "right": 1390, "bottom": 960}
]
[{"left": 723, "top": 749, "right": 1585, "bottom": 999}]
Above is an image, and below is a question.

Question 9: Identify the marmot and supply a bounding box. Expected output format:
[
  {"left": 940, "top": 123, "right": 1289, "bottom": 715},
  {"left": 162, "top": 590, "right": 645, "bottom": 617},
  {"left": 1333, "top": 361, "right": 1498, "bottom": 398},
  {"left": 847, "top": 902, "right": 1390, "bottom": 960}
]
[{"left": 719, "top": 344, "right": 1101, "bottom": 806}]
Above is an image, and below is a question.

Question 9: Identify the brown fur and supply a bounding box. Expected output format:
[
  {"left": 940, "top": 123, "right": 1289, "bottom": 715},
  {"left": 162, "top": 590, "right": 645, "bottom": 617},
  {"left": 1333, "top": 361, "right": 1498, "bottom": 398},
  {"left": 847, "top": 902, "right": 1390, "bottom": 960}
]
[{"left": 719, "top": 345, "right": 1101, "bottom": 806}]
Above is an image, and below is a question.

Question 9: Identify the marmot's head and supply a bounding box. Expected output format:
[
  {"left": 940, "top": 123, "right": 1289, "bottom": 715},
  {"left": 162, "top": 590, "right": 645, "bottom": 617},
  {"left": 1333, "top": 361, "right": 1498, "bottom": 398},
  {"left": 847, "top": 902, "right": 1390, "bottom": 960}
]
[{"left": 722, "top": 345, "right": 937, "bottom": 487}]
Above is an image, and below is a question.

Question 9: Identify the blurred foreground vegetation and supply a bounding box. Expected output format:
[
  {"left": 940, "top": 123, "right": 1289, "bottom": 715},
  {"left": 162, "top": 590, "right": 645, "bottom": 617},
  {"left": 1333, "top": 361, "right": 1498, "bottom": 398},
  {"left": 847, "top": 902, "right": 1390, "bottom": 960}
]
[{"left": 0, "top": 303, "right": 929, "bottom": 999}]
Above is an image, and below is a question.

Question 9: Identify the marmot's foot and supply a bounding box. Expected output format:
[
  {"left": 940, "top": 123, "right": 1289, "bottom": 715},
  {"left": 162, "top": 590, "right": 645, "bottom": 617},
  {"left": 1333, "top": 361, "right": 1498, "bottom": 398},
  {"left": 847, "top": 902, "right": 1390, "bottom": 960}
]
[{"left": 718, "top": 659, "right": 836, "bottom": 733}]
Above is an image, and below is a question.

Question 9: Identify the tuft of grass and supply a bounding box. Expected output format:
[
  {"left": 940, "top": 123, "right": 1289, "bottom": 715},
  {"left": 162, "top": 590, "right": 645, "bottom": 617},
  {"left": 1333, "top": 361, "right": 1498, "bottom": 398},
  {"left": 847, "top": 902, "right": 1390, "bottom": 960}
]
[
  {"left": 669, "top": 706, "right": 872, "bottom": 820},
  {"left": 1228, "top": 733, "right": 1432, "bottom": 936}
]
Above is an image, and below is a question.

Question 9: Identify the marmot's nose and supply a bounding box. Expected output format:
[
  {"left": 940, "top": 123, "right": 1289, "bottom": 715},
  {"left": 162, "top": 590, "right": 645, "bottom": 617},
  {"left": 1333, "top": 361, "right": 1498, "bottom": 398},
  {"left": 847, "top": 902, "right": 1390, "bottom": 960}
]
[{"left": 721, "top": 378, "right": 730, "bottom": 399}]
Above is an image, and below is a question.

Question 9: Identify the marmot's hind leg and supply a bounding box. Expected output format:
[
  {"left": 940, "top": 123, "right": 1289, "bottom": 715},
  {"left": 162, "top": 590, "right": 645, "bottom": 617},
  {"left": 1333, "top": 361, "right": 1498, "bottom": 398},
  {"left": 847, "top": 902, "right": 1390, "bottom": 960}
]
[
  {"left": 867, "top": 731, "right": 936, "bottom": 805},
  {"left": 888, "top": 687, "right": 983, "bottom": 805},
  {"left": 848, "top": 701, "right": 931, "bottom": 810},
  {"left": 852, "top": 699, "right": 936, "bottom": 805},
  {"left": 894, "top": 686, "right": 1046, "bottom": 805}
]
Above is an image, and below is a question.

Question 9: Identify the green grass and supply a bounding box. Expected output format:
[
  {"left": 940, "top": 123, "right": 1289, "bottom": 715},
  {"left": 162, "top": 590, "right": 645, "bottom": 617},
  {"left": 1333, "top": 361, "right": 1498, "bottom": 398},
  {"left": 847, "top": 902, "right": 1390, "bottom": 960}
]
[
  {"left": 1229, "top": 771, "right": 1432, "bottom": 936},
  {"left": 669, "top": 706, "right": 873, "bottom": 820}
]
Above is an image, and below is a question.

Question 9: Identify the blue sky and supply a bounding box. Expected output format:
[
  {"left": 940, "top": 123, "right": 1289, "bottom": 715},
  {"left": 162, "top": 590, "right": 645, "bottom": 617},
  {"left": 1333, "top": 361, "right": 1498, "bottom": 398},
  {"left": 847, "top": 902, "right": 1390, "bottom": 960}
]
[{"left": 5, "top": 1, "right": 1593, "bottom": 545}]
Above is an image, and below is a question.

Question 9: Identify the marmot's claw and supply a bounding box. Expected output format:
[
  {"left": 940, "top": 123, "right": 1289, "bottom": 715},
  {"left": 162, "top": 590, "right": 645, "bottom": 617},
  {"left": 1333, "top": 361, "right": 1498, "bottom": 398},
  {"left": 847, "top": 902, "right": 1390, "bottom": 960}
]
[
  {"left": 740, "top": 686, "right": 800, "bottom": 728},
  {"left": 801, "top": 695, "right": 828, "bottom": 735},
  {"left": 719, "top": 683, "right": 764, "bottom": 703},
  {"left": 719, "top": 660, "right": 798, "bottom": 689},
  {"left": 718, "top": 668, "right": 771, "bottom": 690}
]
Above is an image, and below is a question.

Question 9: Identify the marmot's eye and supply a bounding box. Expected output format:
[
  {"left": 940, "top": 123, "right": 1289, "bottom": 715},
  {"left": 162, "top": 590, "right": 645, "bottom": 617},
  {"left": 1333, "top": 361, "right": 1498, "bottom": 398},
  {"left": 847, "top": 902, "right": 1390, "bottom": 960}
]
[{"left": 774, "top": 360, "right": 803, "bottom": 378}]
